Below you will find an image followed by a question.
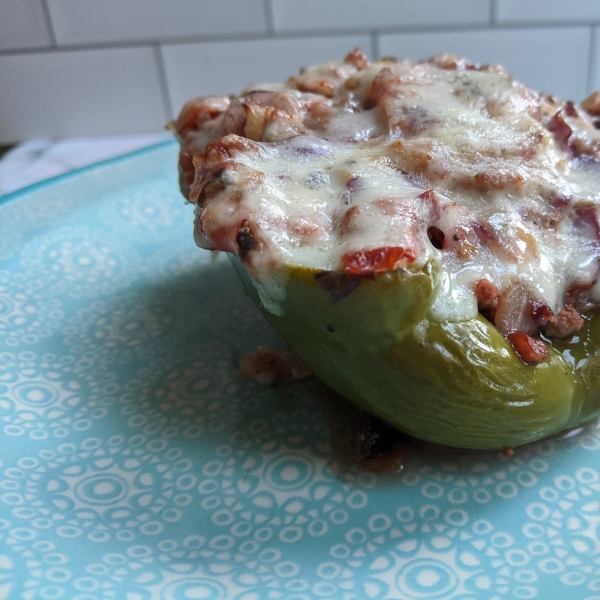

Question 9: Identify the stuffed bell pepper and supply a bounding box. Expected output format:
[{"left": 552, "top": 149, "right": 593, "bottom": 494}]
[{"left": 171, "top": 49, "right": 600, "bottom": 450}]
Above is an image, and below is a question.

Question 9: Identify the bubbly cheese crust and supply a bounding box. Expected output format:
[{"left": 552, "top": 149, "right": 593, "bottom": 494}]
[{"left": 173, "top": 49, "right": 600, "bottom": 345}]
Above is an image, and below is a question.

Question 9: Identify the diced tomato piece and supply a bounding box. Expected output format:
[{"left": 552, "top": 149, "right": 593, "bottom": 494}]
[
  {"left": 474, "top": 279, "right": 499, "bottom": 309},
  {"left": 542, "top": 304, "right": 583, "bottom": 338},
  {"left": 507, "top": 332, "right": 547, "bottom": 364},
  {"left": 344, "top": 48, "right": 369, "bottom": 70},
  {"left": 564, "top": 100, "right": 578, "bottom": 118},
  {"left": 531, "top": 301, "right": 554, "bottom": 326},
  {"left": 502, "top": 446, "right": 514, "bottom": 457},
  {"left": 342, "top": 246, "right": 416, "bottom": 275},
  {"left": 548, "top": 110, "right": 573, "bottom": 155}
]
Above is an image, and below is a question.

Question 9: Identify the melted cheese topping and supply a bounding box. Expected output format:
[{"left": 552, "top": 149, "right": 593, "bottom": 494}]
[{"left": 174, "top": 50, "right": 600, "bottom": 328}]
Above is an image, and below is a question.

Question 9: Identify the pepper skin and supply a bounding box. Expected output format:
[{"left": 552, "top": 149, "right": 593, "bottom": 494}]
[{"left": 231, "top": 256, "right": 600, "bottom": 450}]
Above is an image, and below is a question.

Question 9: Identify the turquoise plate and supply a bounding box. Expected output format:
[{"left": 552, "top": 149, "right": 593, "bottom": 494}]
[{"left": 1, "top": 141, "right": 600, "bottom": 600}]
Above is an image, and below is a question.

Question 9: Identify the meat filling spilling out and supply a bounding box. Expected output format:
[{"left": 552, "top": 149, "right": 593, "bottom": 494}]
[{"left": 171, "top": 49, "right": 600, "bottom": 364}]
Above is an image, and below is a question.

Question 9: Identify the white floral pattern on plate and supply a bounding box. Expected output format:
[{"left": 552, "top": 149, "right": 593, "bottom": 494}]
[{"left": 1, "top": 142, "right": 600, "bottom": 600}]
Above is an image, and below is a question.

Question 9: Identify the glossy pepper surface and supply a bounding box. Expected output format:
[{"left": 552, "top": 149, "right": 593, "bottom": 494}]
[{"left": 232, "top": 257, "right": 600, "bottom": 450}]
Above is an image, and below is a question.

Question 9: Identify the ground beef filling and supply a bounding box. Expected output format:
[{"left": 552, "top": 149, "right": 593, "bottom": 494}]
[{"left": 172, "top": 48, "right": 600, "bottom": 365}]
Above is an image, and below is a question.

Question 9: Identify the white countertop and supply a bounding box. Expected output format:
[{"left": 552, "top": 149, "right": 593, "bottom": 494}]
[{"left": 0, "top": 132, "right": 171, "bottom": 196}]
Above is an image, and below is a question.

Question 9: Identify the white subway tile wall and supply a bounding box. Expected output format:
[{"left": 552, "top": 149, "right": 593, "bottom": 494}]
[
  {"left": 589, "top": 26, "right": 600, "bottom": 92},
  {"left": 0, "top": 0, "right": 52, "bottom": 51},
  {"left": 45, "top": 0, "right": 268, "bottom": 45},
  {"left": 495, "top": 0, "right": 600, "bottom": 24},
  {"left": 1, "top": 0, "right": 600, "bottom": 143},
  {"left": 0, "top": 48, "right": 166, "bottom": 141},
  {"left": 270, "top": 0, "right": 491, "bottom": 33}
]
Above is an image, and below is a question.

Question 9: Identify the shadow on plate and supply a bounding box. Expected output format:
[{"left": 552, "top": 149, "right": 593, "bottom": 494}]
[{"left": 67, "top": 255, "right": 600, "bottom": 484}]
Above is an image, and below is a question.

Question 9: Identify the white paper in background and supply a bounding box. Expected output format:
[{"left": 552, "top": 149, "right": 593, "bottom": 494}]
[{"left": 0, "top": 133, "right": 171, "bottom": 196}]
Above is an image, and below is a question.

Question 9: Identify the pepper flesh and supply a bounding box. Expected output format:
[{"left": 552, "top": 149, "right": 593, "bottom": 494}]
[{"left": 231, "top": 256, "right": 600, "bottom": 450}]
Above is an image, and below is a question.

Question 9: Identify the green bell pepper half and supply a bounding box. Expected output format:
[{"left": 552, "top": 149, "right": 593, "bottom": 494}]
[{"left": 230, "top": 256, "right": 600, "bottom": 449}]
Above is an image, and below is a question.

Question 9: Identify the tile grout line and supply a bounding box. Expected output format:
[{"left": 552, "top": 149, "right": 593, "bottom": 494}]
[
  {"left": 371, "top": 32, "right": 380, "bottom": 61},
  {"left": 152, "top": 44, "right": 174, "bottom": 122},
  {"left": 0, "top": 22, "right": 596, "bottom": 57},
  {"left": 587, "top": 25, "right": 598, "bottom": 96},
  {"left": 39, "top": 0, "right": 58, "bottom": 47},
  {"left": 263, "top": 0, "right": 275, "bottom": 35}
]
